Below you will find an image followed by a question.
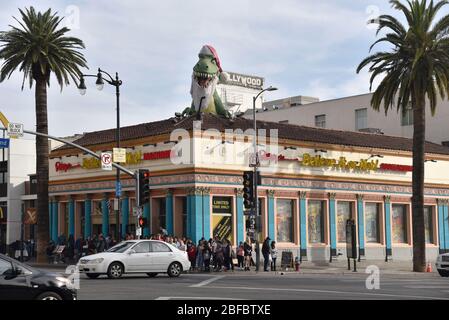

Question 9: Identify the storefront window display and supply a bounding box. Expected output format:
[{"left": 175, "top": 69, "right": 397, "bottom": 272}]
[
  {"left": 276, "top": 199, "right": 294, "bottom": 243},
  {"left": 337, "top": 201, "right": 353, "bottom": 243},
  {"left": 392, "top": 204, "right": 407, "bottom": 243},
  {"left": 365, "top": 203, "right": 381, "bottom": 243},
  {"left": 212, "top": 196, "right": 233, "bottom": 242},
  {"left": 424, "top": 206, "right": 434, "bottom": 244},
  {"left": 308, "top": 200, "right": 325, "bottom": 244}
]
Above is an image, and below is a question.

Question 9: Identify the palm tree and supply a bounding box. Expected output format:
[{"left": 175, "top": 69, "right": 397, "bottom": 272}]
[
  {"left": 0, "top": 7, "right": 87, "bottom": 262},
  {"left": 357, "top": 0, "right": 449, "bottom": 272}
]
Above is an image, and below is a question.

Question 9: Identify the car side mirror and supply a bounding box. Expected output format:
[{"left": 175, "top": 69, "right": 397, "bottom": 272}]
[
  {"left": 3, "top": 268, "right": 20, "bottom": 280},
  {"left": 128, "top": 249, "right": 136, "bottom": 255}
]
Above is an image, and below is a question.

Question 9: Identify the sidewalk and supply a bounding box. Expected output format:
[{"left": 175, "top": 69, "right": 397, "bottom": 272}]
[{"left": 23, "top": 259, "right": 439, "bottom": 276}]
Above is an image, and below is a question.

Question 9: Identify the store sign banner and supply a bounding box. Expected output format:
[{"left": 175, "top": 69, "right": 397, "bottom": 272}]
[
  {"left": 213, "top": 216, "right": 232, "bottom": 240},
  {"left": 212, "top": 197, "right": 232, "bottom": 214},
  {"left": 55, "top": 161, "right": 81, "bottom": 172}
]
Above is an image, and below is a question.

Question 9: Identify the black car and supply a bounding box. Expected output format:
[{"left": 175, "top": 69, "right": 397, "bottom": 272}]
[{"left": 0, "top": 253, "right": 77, "bottom": 300}]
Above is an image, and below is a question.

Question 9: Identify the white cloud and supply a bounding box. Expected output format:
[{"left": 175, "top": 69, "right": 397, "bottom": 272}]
[{"left": 0, "top": 0, "right": 390, "bottom": 136}]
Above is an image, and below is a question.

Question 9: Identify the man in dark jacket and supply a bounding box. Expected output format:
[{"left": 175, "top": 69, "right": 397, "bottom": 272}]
[{"left": 262, "top": 237, "right": 271, "bottom": 272}]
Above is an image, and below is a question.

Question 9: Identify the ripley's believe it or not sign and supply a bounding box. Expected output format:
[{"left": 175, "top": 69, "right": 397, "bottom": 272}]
[{"left": 259, "top": 151, "right": 413, "bottom": 173}]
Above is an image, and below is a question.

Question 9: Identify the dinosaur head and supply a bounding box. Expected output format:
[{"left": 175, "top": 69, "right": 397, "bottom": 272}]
[{"left": 193, "top": 45, "right": 222, "bottom": 88}]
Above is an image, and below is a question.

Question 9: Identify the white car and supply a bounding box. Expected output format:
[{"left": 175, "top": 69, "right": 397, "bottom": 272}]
[
  {"left": 77, "top": 240, "right": 191, "bottom": 279},
  {"left": 435, "top": 253, "right": 449, "bottom": 277}
]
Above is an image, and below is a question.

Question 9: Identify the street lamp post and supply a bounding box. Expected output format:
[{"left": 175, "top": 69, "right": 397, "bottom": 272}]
[
  {"left": 252, "top": 86, "right": 277, "bottom": 272},
  {"left": 78, "top": 68, "right": 123, "bottom": 241}
]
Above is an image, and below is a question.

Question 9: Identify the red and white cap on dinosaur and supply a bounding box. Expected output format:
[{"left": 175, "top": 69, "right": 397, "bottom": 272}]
[{"left": 199, "top": 45, "right": 223, "bottom": 72}]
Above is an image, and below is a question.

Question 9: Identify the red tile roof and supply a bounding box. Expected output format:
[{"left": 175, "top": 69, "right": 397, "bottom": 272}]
[{"left": 54, "top": 114, "right": 449, "bottom": 155}]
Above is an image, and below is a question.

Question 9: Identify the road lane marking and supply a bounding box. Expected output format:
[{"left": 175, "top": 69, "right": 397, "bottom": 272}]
[
  {"left": 201, "top": 285, "right": 449, "bottom": 300},
  {"left": 155, "top": 296, "right": 242, "bottom": 300},
  {"left": 404, "top": 286, "right": 449, "bottom": 289},
  {"left": 190, "top": 275, "right": 226, "bottom": 288}
]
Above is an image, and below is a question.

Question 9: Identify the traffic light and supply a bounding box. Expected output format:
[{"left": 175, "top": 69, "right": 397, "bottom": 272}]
[
  {"left": 243, "top": 171, "right": 254, "bottom": 209},
  {"left": 136, "top": 169, "right": 150, "bottom": 207},
  {"left": 138, "top": 216, "right": 147, "bottom": 228}
]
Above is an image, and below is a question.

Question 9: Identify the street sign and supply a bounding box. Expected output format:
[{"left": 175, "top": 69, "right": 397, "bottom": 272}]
[
  {"left": 115, "top": 181, "right": 122, "bottom": 197},
  {"left": 0, "top": 138, "right": 9, "bottom": 149},
  {"left": 113, "top": 147, "right": 126, "bottom": 163},
  {"left": 244, "top": 209, "right": 256, "bottom": 216},
  {"left": 136, "top": 227, "right": 142, "bottom": 236},
  {"left": 101, "top": 153, "right": 112, "bottom": 171},
  {"left": 7, "top": 122, "right": 23, "bottom": 139},
  {"left": 249, "top": 153, "right": 259, "bottom": 167}
]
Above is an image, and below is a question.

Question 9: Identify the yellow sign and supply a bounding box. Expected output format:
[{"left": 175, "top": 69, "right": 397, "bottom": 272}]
[
  {"left": 113, "top": 148, "right": 127, "bottom": 163},
  {"left": 82, "top": 157, "right": 101, "bottom": 169},
  {"left": 81, "top": 151, "right": 142, "bottom": 170},
  {"left": 300, "top": 153, "right": 379, "bottom": 171},
  {"left": 126, "top": 151, "right": 142, "bottom": 165}
]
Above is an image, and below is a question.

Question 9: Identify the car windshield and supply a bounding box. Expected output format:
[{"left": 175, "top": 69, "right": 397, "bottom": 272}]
[{"left": 107, "top": 241, "right": 135, "bottom": 253}]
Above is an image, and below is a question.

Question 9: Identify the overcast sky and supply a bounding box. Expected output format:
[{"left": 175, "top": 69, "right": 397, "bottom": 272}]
[{"left": 0, "top": 1, "right": 405, "bottom": 137}]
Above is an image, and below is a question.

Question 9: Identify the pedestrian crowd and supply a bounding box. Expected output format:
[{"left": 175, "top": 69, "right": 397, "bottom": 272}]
[{"left": 44, "top": 228, "right": 279, "bottom": 271}]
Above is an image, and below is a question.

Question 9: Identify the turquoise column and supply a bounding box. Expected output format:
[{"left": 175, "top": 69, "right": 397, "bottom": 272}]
[
  {"left": 299, "top": 192, "right": 307, "bottom": 260},
  {"left": 437, "top": 200, "right": 445, "bottom": 253},
  {"left": 236, "top": 189, "right": 244, "bottom": 244},
  {"left": 192, "top": 187, "right": 203, "bottom": 243},
  {"left": 121, "top": 196, "right": 129, "bottom": 239},
  {"left": 143, "top": 202, "right": 150, "bottom": 237},
  {"left": 101, "top": 197, "right": 109, "bottom": 236},
  {"left": 202, "top": 188, "right": 211, "bottom": 241},
  {"left": 186, "top": 191, "right": 192, "bottom": 239},
  {"left": 52, "top": 200, "right": 59, "bottom": 243},
  {"left": 49, "top": 201, "right": 52, "bottom": 241},
  {"left": 267, "top": 190, "right": 275, "bottom": 241},
  {"left": 384, "top": 196, "right": 392, "bottom": 259},
  {"left": 68, "top": 198, "right": 75, "bottom": 237},
  {"left": 443, "top": 200, "right": 449, "bottom": 252},
  {"left": 84, "top": 199, "right": 92, "bottom": 239},
  {"left": 166, "top": 190, "right": 174, "bottom": 235},
  {"left": 328, "top": 193, "right": 337, "bottom": 259},
  {"left": 357, "top": 194, "right": 365, "bottom": 259}
]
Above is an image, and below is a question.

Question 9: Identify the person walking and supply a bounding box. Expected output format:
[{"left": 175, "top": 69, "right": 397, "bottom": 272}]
[
  {"left": 187, "top": 241, "right": 196, "bottom": 271},
  {"left": 237, "top": 242, "right": 245, "bottom": 270},
  {"left": 203, "top": 241, "right": 211, "bottom": 272},
  {"left": 243, "top": 238, "right": 252, "bottom": 271},
  {"left": 196, "top": 239, "right": 204, "bottom": 271},
  {"left": 270, "top": 241, "right": 278, "bottom": 271},
  {"left": 223, "top": 239, "right": 231, "bottom": 271},
  {"left": 262, "top": 237, "right": 271, "bottom": 272},
  {"left": 215, "top": 240, "right": 224, "bottom": 272}
]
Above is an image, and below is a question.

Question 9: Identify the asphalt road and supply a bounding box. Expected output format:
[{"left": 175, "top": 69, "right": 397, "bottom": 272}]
[{"left": 42, "top": 268, "right": 449, "bottom": 300}]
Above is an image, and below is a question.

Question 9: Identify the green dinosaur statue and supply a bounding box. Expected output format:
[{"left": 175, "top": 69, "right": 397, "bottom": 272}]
[{"left": 181, "top": 45, "right": 231, "bottom": 118}]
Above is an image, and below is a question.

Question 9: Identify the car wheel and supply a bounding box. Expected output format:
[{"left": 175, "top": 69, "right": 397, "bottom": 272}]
[
  {"left": 437, "top": 269, "right": 449, "bottom": 277},
  {"left": 107, "top": 262, "right": 124, "bottom": 279},
  {"left": 37, "top": 291, "right": 63, "bottom": 301},
  {"left": 168, "top": 262, "right": 182, "bottom": 278},
  {"left": 147, "top": 273, "right": 158, "bottom": 278},
  {"left": 86, "top": 273, "right": 100, "bottom": 279}
]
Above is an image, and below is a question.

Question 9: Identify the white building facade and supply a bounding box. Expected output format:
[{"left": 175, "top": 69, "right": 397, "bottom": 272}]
[{"left": 253, "top": 93, "right": 449, "bottom": 145}]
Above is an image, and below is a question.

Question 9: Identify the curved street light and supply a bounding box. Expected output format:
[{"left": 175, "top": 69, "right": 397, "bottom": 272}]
[
  {"left": 252, "top": 85, "right": 278, "bottom": 272},
  {"left": 78, "top": 68, "right": 123, "bottom": 241}
]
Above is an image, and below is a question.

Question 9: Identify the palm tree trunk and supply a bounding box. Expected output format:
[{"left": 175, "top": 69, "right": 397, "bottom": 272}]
[
  {"left": 412, "top": 97, "right": 426, "bottom": 272},
  {"left": 35, "top": 78, "right": 50, "bottom": 263}
]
